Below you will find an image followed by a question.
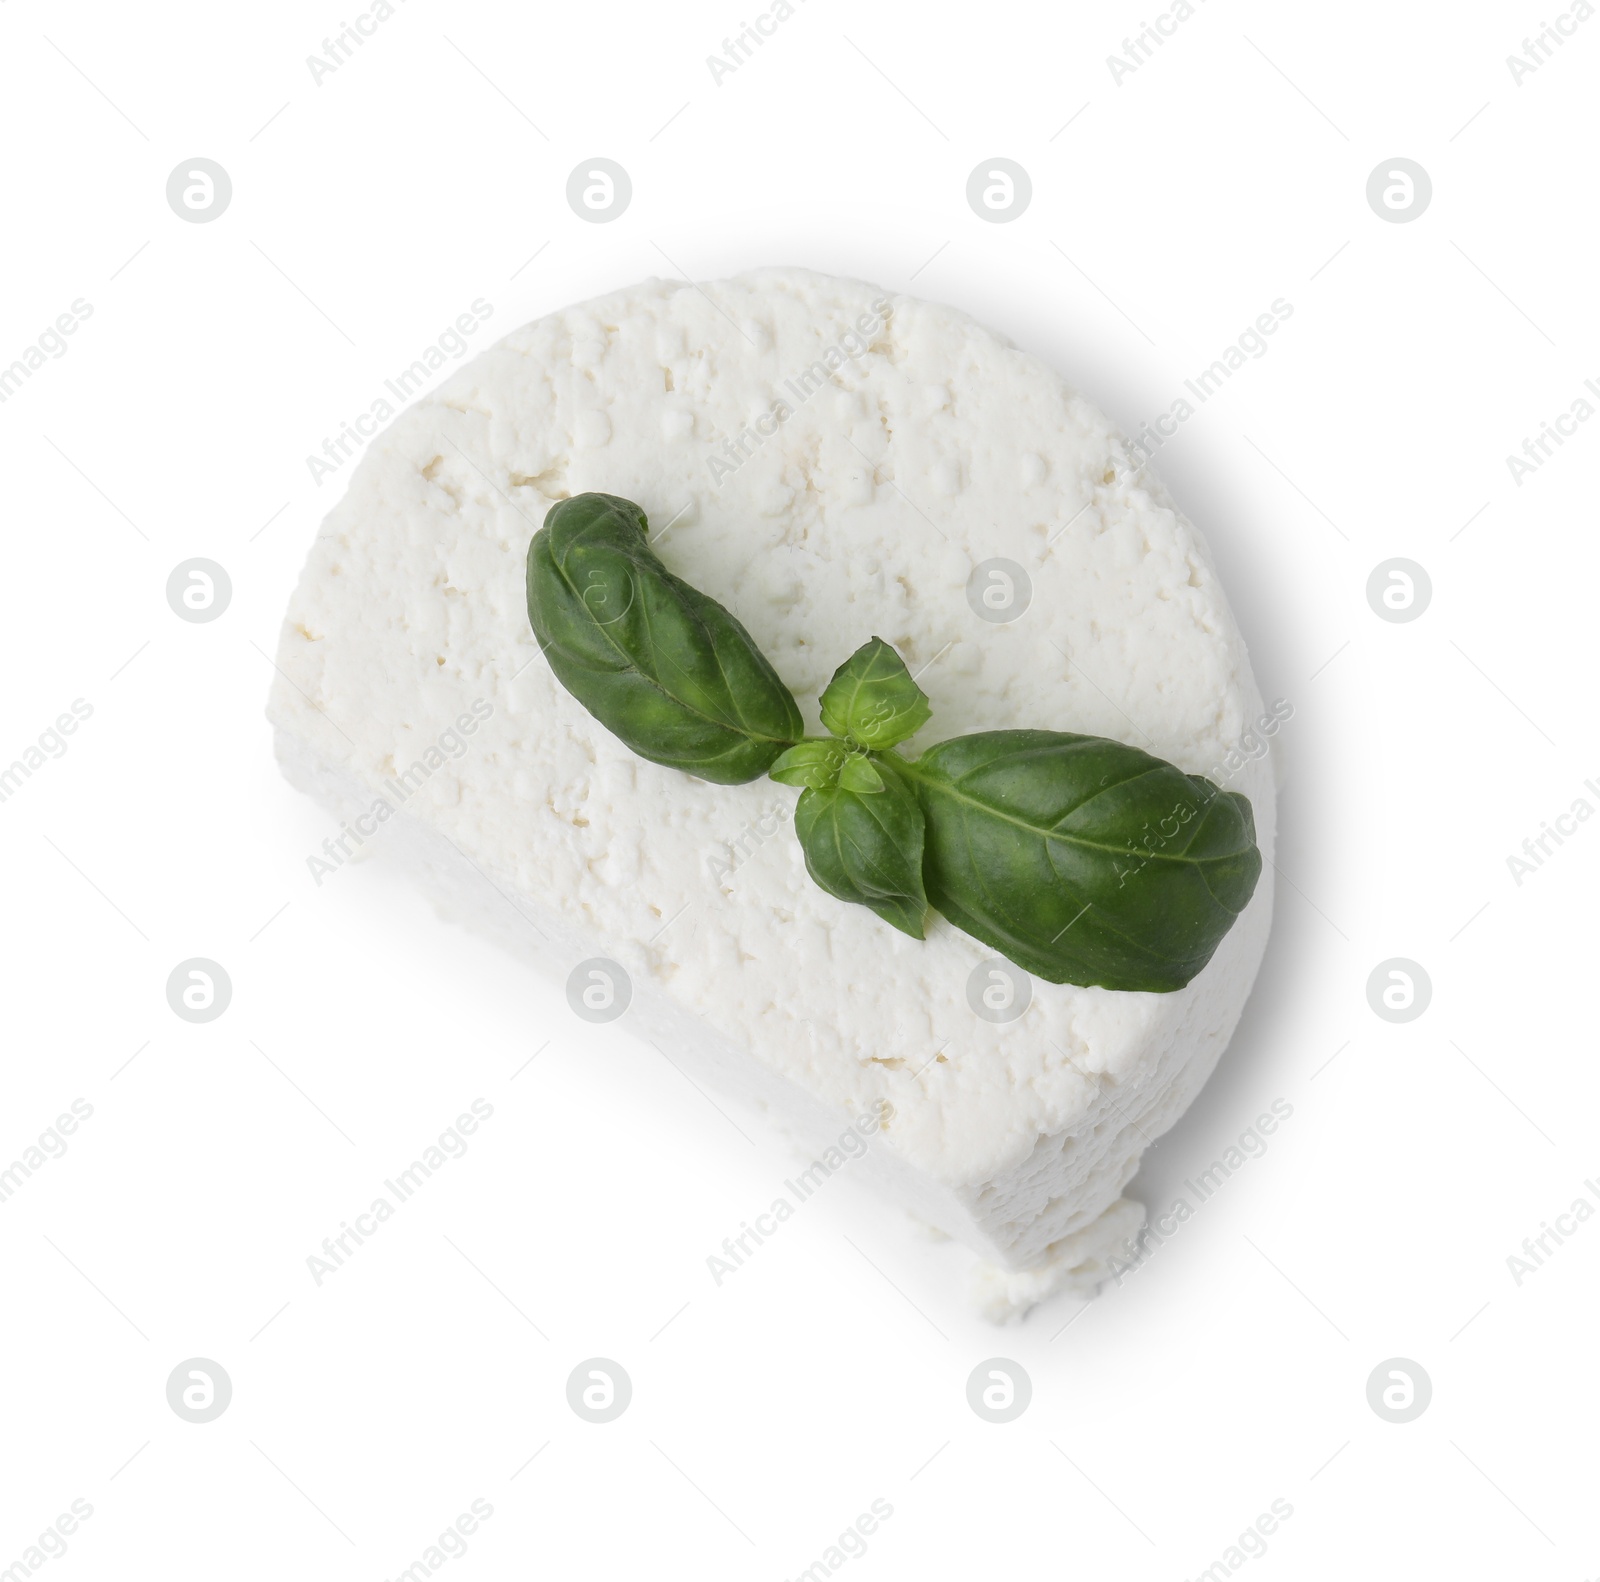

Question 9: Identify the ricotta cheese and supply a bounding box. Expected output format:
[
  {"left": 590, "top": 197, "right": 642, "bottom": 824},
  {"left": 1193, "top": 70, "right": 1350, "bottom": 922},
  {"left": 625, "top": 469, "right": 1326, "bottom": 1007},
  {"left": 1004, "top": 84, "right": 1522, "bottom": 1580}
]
[{"left": 268, "top": 267, "right": 1275, "bottom": 1320}]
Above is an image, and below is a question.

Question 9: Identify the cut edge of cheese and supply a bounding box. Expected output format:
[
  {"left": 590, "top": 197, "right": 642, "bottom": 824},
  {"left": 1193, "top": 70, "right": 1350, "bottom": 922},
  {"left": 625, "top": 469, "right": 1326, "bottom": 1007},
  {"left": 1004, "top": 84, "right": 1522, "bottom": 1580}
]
[{"left": 272, "top": 724, "right": 1270, "bottom": 1319}]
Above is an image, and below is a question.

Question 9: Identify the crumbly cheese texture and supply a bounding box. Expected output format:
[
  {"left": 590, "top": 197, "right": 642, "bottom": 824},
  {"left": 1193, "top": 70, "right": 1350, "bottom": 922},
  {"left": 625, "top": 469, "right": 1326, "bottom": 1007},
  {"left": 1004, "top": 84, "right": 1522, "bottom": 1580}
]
[{"left": 270, "top": 268, "right": 1275, "bottom": 1318}]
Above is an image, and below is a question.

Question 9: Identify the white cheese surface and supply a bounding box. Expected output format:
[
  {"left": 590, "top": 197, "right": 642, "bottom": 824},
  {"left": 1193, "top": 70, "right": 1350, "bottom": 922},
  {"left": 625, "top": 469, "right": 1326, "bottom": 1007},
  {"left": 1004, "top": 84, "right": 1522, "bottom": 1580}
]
[{"left": 269, "top": 267, "right": 1275, "bottom": 1315}]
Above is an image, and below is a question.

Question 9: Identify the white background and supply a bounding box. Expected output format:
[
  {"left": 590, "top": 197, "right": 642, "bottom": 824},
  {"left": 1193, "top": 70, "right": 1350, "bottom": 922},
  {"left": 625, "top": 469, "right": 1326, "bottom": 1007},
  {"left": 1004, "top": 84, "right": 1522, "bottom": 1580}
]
[{"left": 2, "top": 0, "right": 1596, "bottom": 1577}]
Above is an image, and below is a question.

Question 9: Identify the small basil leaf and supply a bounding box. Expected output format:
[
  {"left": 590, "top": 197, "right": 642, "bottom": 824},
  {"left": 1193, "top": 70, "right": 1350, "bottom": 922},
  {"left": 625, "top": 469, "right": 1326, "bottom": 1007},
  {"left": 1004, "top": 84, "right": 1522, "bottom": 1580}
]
[
  {"left": 818, "top": 636, "right": 933, "bottom": 749},
  {"left": 792, "top": 762, "right": 928, "bottom": 939},
  {"left": 836, "top": 755, "right": 885, "bottom": 793},
  {"left": 899, "top": 731, "right": 1261, "bottom": 992},
  {"left": 526, "top": 493, "right": 804, "bottom": 782},
  {"left": 769, "top": 740, "right": 847, "bottom": 789}
]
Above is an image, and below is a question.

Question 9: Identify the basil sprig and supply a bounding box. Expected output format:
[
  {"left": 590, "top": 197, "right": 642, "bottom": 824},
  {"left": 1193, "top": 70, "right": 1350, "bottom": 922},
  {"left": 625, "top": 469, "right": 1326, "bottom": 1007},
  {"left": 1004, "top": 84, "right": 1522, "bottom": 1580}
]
[{"left": 526, "top": 494, "right": 1261, "bottom": 993}]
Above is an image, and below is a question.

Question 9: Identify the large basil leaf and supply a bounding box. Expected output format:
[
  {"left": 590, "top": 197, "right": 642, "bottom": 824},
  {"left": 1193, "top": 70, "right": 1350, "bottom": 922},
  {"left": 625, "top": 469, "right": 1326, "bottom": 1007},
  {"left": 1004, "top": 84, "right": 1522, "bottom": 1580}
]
[
  {"left": 897, "top": 731, "right": 1261, "bottom": 991},
  {"left": 792, "top": 761, "right": 928, "bottom": 939},
  {"left": 819, "top": 637, "right": 933, "bottom": 749},
  {"left": 526, "top": 493, "right": 803, "bottom": 782}
]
